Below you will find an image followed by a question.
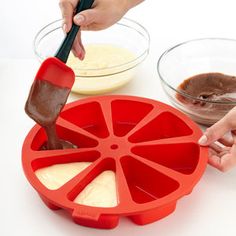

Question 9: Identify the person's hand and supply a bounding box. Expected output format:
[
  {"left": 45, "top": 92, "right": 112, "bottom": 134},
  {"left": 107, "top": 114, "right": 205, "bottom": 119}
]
[
  {"left": 198, "top": 106, "right": 236, "bottom": 172},
  {"left": 59, "top": 0, "right": 143, "bottom": 59}
]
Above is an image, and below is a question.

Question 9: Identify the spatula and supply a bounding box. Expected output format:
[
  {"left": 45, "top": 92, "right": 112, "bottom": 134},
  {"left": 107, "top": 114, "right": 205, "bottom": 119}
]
[{"left": 25, "top": 0, "right": 94, "bottom": 150}]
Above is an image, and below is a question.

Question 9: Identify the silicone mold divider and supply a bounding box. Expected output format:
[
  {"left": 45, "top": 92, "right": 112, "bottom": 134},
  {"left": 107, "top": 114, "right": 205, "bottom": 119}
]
[{"left": 22, "top": 95, "right": 208, "bottom": 229}]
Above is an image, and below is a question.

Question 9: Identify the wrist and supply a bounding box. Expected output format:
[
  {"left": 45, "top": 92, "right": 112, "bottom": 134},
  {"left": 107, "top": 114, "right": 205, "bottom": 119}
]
[{"left": 125, "top": 0, "right": 144, "bottom": 11}]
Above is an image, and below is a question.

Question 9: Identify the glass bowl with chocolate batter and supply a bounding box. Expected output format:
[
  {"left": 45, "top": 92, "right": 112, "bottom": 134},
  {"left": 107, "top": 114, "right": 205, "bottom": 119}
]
[
  {"left": 34, "top": 18, "right": 150, "bottom": 95},
  {"left": 157, "top": 38, "right": 236, "bottom": 126}
]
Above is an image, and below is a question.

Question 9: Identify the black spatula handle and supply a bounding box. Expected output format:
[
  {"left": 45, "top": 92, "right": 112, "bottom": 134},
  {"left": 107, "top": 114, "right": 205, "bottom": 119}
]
[{"left": 55, "top": 0, "right": 94, "bottom": 63}]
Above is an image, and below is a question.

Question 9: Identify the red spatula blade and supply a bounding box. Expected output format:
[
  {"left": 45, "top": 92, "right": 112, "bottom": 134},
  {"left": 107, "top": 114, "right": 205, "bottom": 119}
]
[{"left": 35, "top": 57, "right": 75, "bottom": 89}]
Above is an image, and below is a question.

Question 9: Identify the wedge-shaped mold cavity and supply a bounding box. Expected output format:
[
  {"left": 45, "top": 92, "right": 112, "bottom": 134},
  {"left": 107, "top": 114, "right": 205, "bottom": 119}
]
[
  {"left": 132, "top": 143, "right": 199, "bottom": 174},
  {"left": 112, "top": 100, "right": 153, "bottom": 137},
  {"left": 30, "top": 125, "right": 98, "bottom": 151},
  {"left": 74, "top": 170, "right": 117, "bottom": 207},
  {"left": 121, "top": 156, "right": 179, "bottom": 204},
  {"left": 35, "top": 162, "right": 92, "bottom": 190},
  {"left": 68, "top": 158, "right": 118, "bottom": 208},
  {"left": 33, "top": 151, "right": 100, "bottom": 190},
  {"left": 60, "top": 102, "right": 109, "bottom": 138},
  {"left": 129, "top": 112, "right": 192, "bottom": 143}
]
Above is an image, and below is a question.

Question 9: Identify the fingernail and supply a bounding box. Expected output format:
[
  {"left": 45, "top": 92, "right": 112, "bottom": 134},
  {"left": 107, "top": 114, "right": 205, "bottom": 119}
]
[
  {"left": 198, "top": 135, "right": 208, "bottom": 145},
  {"left": 75, "top": 14, "right": 85, "bottom": 25},
  {"left": 80, "top": 52, "right": 85, "bottom": 60},
  {"left": 76, "top": 51, "right": 82, "bottom": 59},
  {"left": 62, "top": 24, "right": 67, "bottom": 33},
  {"left": 78, "top": 54, "right": 82, "bottom": 60}
]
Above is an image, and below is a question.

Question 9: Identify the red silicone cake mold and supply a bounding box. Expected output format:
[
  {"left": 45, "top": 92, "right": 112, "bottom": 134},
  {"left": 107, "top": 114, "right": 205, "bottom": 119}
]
[{"left": 22, "top": 95, "right": 208, "bottom": 229}]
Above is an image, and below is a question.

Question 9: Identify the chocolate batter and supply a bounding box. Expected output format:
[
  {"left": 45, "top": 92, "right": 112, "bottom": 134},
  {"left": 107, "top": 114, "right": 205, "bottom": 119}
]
[
  {"left": 25, "top": 79, "right": 76, "bottom": 150},
  {"left": 177, "top": 73, "right": 236, "bottom": 106}
]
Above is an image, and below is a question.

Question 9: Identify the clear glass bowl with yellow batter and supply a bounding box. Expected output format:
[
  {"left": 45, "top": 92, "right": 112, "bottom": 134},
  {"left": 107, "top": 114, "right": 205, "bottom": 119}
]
[
  {"left": 157, "top": 38, "right": 236, "bottom": 126},
  {"left": 34, "top": 18, "right": 150, "bottom": 95}
]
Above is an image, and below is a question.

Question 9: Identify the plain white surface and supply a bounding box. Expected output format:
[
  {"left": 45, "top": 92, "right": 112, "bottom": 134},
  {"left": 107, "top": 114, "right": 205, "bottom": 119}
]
[
  {"left": 1, "top": 0, "right": 236, "bottom": 235},
  {"left": 3, "top": 0, "right": 236, "bottom": 59}
]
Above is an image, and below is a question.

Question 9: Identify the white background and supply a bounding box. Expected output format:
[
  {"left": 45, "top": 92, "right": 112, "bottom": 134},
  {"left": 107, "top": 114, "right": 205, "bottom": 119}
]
[
  {"left": 3, "top": 0, "right": 236, "bottom": 59},
  {"left": 1, "top": 0, "right": 236, "bottom": 236}
]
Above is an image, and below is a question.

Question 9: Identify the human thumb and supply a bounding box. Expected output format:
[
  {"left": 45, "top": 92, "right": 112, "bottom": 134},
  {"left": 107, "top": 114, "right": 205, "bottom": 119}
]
[{"left": 73, "top": 9, "right": 98, "bottom": 26}]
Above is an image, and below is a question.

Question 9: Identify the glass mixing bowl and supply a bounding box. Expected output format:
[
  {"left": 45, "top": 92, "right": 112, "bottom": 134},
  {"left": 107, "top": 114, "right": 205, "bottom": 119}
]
[
  {"left": 34, "top": 18, "right": 150, "bottom": 95},
  {"left": 157, "top": 38, "right": 236, "bottom": 126}
]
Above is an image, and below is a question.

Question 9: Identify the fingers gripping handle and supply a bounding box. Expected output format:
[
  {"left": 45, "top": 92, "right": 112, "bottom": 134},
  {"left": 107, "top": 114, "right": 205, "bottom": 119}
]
[{"left": 55, "top": 0, "right": 94, "bottom": 63}]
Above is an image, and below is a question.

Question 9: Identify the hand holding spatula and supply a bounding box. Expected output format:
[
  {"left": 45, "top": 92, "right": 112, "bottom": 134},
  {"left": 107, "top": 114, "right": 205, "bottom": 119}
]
[{"left": 25, "top": 0, "right": 94, "bottom": 150}]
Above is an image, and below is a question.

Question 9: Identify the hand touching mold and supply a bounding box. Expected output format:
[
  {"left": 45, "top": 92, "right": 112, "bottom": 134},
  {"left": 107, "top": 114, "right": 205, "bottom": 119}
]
[{"left": 199, "top": 106, "right": 236, "bottom": 172}]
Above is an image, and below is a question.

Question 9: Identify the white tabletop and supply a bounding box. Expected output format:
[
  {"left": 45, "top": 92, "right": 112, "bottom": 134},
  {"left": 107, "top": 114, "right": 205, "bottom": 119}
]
[{"left": 1, "top": 56, "right": 236, "bottom": 236}]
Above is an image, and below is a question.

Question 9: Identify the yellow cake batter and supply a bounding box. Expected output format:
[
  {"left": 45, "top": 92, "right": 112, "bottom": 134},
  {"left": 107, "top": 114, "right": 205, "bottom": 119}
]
[
  {"left": 35, "top": 162, "right": 91, "bottom": 190},
  {"left": 67, "top": 44, "right": 136, "bottom": 94},
  {"left": 35, "top": 163, "right": 117, "bottom": 207},
  {"left": 74, "top": 170, "right": 117, "bottom": 207}
]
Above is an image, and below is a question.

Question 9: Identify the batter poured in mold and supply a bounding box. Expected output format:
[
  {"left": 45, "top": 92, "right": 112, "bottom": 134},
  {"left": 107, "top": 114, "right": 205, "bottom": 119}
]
[
  {"left": 177, "top": 72, "right": 236, "bottom": 107},
  {"left": 25, "top": 79, "right": 77, "bottom": 150}
]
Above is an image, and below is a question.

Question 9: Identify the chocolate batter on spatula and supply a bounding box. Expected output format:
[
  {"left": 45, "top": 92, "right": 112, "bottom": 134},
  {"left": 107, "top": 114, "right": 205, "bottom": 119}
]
[
  {"left": 25, "top": 80, "right": 76, "bottom": 150},
  {"left": 177, "top": 72, "right": 236, "bottom": 107}
]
